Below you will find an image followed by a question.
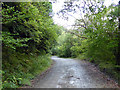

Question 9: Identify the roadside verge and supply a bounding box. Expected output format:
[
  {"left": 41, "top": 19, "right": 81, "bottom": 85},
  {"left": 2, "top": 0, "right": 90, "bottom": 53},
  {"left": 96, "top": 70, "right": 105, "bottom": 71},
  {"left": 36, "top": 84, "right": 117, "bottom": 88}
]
[{"left": 20, "top": 58, "right": 55, "bottom": 88}]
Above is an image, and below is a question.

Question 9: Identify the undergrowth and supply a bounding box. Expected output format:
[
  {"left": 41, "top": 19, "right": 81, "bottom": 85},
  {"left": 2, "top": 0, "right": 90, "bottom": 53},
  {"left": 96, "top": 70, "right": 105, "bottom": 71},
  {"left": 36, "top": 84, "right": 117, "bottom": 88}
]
[
  {"left": 77, "top": 54, "right": 120, "bottom": 85},
  {"left": 2, "top": 52, "right": 52, "bottom": 89}
]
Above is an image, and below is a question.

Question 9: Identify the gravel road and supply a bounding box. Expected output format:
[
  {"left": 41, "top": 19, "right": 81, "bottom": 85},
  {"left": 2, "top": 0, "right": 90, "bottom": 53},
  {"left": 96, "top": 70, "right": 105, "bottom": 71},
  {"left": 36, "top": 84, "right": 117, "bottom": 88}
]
[{"left": 33, "top": 56, "right": 119, "bottom": 88}]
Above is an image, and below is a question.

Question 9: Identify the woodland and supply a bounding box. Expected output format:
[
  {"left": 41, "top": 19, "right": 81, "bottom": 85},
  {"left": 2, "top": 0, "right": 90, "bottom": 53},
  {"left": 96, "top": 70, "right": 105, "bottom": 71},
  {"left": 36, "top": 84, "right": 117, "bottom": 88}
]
[{"left": 1, "top": 0, "right": 120, "bottom": 88}]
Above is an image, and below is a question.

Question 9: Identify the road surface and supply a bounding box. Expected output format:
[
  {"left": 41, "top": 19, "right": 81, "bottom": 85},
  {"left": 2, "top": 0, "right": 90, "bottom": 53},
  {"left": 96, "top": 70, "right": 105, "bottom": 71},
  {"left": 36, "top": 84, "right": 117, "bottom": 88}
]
[{"left": 32, "top": 56, "right": 119, "bottom": 88}]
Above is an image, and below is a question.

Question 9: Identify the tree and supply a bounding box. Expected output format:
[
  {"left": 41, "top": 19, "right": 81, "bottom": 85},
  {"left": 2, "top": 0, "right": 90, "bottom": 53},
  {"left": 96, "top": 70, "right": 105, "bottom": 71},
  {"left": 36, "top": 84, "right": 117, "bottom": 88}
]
[
  {"left": 2, "top": 2, "right": 59, "bottom": 88},
  {"left": 56, "top": 0, "right": 120, "bottom": 82}
]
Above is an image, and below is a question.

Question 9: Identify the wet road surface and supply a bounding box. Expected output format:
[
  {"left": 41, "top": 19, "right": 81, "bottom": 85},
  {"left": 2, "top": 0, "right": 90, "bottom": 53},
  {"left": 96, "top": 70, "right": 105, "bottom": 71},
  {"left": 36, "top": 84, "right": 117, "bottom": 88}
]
[{"left": 33, "top": 56, "right": 119, "bottom": 88}]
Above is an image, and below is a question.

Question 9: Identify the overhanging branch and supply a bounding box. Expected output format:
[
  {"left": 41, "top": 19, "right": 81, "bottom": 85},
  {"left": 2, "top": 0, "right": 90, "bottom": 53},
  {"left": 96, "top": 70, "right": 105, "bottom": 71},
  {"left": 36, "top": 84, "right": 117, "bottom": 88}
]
[{"left": 65, "top": 30, "right": 87, "bottom": 39}]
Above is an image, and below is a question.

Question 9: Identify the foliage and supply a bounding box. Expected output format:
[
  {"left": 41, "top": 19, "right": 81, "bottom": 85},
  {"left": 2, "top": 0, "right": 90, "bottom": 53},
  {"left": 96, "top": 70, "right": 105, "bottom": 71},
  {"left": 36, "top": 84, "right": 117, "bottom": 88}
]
[
  {"left": 53, "top": 31, "right": 83, "bottom": 58},
  {"left": 56, "top": 0, "right": 120, "bottom": 83},
  {"left": 2, "top": 54, "right": 52, "bottom": 88},
  {"left": 2, "top": 2, "right": 59, "bottom": 89},
  {"left": 2, "top": 2, "right": 58, "bottom": 54}
]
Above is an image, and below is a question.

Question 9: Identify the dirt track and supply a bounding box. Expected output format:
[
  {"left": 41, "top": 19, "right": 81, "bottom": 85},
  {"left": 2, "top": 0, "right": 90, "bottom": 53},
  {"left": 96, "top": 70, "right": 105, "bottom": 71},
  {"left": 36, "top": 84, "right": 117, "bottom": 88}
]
[{"left": 32, "top": 56, "right": 119, "bottom": 88}]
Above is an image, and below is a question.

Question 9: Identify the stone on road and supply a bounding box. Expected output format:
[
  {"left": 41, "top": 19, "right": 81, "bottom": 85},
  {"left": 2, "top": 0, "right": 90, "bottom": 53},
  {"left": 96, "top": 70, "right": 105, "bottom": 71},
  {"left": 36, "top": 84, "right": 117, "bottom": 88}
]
[{"left": 33, "top": 56, "right": 119, "bottom": 88}]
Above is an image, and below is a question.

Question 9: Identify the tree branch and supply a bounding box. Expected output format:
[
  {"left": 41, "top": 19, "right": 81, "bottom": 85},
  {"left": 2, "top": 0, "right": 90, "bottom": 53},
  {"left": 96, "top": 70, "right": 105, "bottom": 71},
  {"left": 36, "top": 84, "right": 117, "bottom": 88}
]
[{"left": 65, "top": 30, "right": 87, "bottom": 39}]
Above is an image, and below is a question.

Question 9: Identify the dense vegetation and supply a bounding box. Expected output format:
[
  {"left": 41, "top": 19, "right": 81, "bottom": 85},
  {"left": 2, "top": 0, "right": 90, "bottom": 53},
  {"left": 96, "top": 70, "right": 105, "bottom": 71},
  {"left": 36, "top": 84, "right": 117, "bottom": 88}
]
[
  {"left": 1, "top": 0, "right": 120, "bottom": 89},
  {"left": 2, "top": 2, "right": 59, "bottom": 88},
  {"left": 52, "top": 0, "right": 120, "bottom": 84}
]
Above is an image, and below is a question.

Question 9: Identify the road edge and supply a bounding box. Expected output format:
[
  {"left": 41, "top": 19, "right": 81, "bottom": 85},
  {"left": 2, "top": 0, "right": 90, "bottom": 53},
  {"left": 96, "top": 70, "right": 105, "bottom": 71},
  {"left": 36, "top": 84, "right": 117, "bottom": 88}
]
[{"left": 20, "top": 58, "right": 55, "bottom": 88}]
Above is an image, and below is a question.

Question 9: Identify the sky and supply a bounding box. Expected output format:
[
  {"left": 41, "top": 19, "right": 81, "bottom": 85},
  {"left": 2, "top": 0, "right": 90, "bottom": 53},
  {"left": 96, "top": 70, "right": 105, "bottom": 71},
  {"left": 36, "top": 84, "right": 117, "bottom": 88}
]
[{"left": 52, "top": 0, "right": 119, "bottom": 29}]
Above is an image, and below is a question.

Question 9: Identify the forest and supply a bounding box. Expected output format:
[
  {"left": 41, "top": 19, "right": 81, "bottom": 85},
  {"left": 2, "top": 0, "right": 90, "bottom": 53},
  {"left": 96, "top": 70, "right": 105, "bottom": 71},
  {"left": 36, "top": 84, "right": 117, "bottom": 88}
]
[
  {"left": 1, "top": 0, "right": 120, "bottom": 89},
  {"left": 51, "top": 0, "right": 120, "bottom": 86},
  {"left": 1, "top": 2, "right": 61, "bottom": 88}
]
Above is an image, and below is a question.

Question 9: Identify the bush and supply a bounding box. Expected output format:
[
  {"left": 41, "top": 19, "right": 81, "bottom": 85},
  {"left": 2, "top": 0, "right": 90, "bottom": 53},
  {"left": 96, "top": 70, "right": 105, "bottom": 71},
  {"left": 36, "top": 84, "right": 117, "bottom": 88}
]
[{"left": 2, "top": 54, "right": 52, "bottom": 89}]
